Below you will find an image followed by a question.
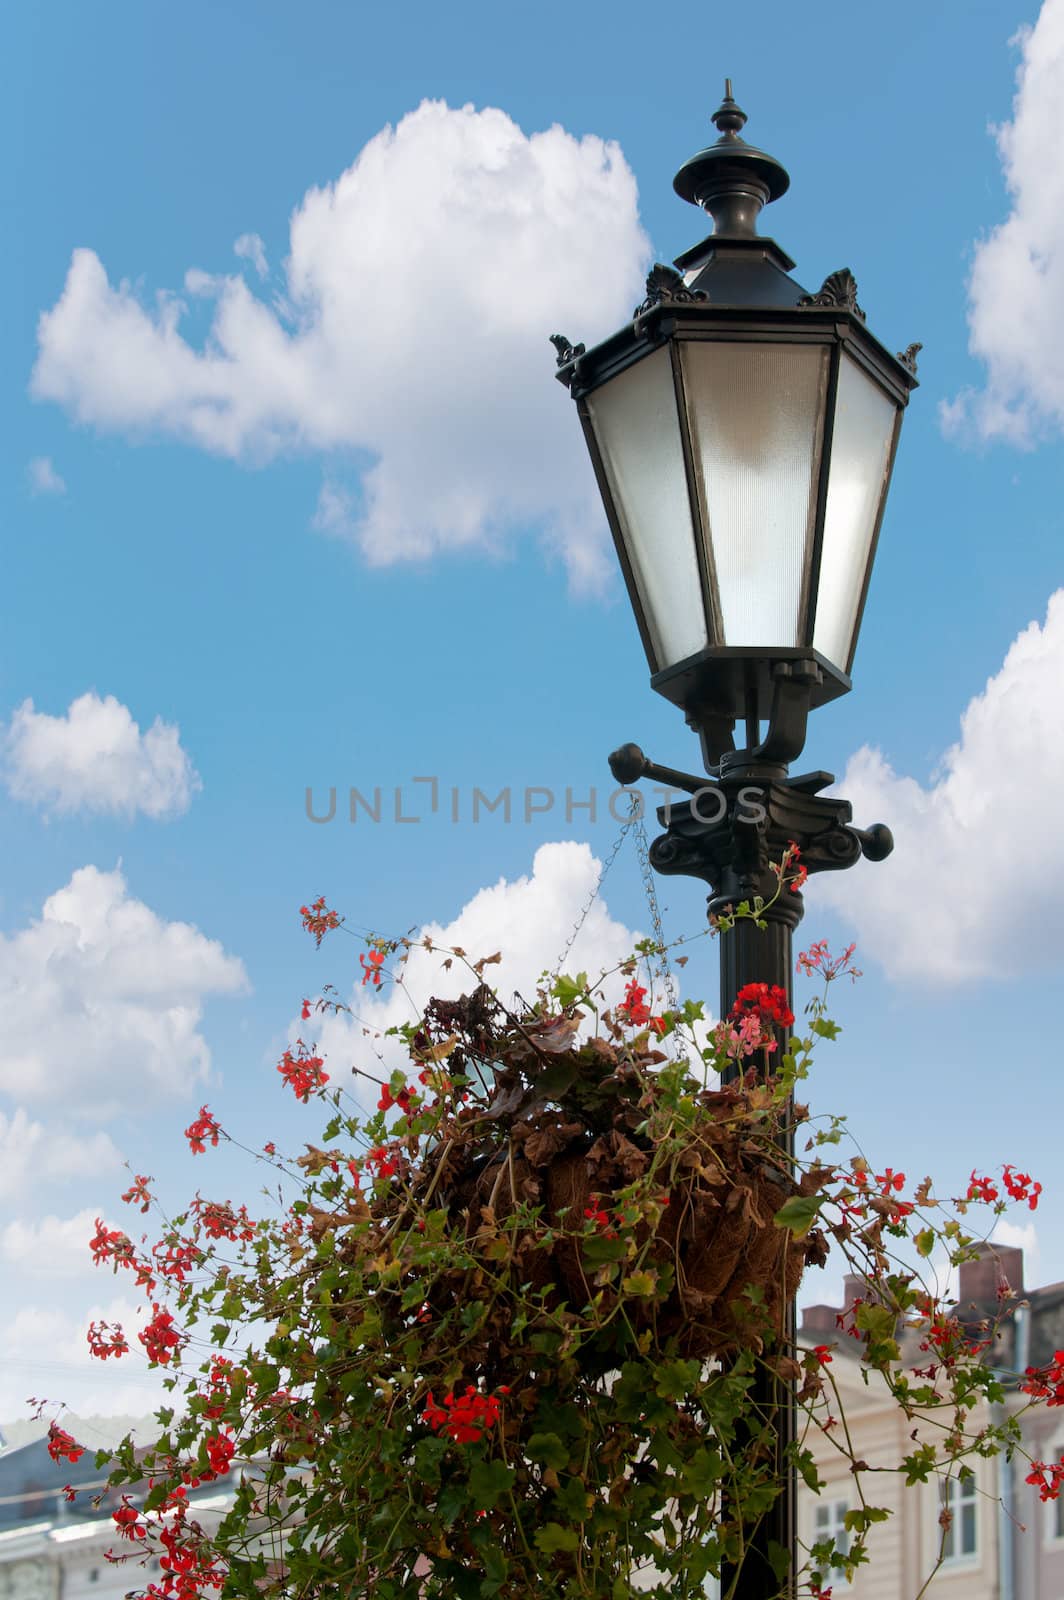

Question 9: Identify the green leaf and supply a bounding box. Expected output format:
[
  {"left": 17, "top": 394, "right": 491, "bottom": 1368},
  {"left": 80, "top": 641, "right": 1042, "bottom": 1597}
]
[
  {"left": 622, "top": 1269, "right": 659, "bottom": 1299},
  {"left": 554, "top": 1474, "right": 591, "bottom": 1522},
  {"left": 679, "top": 1446, "right": 725, "bottom": 1498},
  {"left": 477, "top": 1538, "right": 509, "bottom": 1596},
  {"left": 844, "top": 1505, "right": 891, "bottom": 1533},
  {"left": 468, "top": 1459, "right": 514, "bottom": 1510},
  {"left": 854, "top": 1303, "right": 896, "bottom": 1342},
  {"left": 581, "top": 1232, "right": 627, "bottom": 1266},
  {"left": 654, "top": 1358, "right": 702, "bottom": 1401},
  {"left": 915, "top": 1228, "right": 935, "bottom": 1258},
  {"left": 902, "top": 1443, "right": 937, "bottom": 1485},
  {"left": 552, "top": 973, "right": 588, "bottom": 1008},
  {"left": 811, "top": 1017, "right": 841, "bottom": 1040},
  {"left": 534, "top": 1523, "right": 580, "bottom": 1555},
  {"left": 774, "top": 1193, "right": 825, "bottom": 1239},
  {"left": 527, "top": 1432, "right": 569, "bottom": 1471},
  {"left": 438, "top": 1480, "right": 468, "bottom": 1526},
  {"left": 768, "top": 1540, "right": 791, "bottom": 1582}
]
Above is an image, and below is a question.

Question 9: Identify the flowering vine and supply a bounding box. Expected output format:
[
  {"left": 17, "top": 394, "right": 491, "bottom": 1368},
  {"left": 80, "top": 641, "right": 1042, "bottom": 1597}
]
[{"left": 67, "top": 886, "right": 1051, "bottom": 1600}]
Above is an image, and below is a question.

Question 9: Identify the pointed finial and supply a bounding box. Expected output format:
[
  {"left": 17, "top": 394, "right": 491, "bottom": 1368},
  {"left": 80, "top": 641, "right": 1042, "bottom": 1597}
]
[
  {"left": 711, "top": 80, "right": 748, "bottom": 140},
  {"left": 674, "top": 84, "right": 790, "bottom": 231}
]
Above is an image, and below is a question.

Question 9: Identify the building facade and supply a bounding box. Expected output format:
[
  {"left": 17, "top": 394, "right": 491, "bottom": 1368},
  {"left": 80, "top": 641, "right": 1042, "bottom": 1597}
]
[{"left": 798, "top": 1243, "right": 1064, "bottom": 1599}]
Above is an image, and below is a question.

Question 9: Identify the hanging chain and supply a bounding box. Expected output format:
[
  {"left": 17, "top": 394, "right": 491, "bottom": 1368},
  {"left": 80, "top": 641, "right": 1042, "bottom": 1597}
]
[
  {"left": 633, "top": 809, "right": 680, "bottom": 1014},
  {"left": 550, "top": 795, "right": 641, "bottom": 980}
]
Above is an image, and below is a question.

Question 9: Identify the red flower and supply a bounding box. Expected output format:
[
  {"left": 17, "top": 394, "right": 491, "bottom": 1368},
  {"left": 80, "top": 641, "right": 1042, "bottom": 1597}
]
[
  {"left": 378, "top": 1081, "right": 416, "bottom": 1116},
  {"left": 421, "top": 1385, "right": 506, "bottom": 1444},
  {"left": 277, "top": 1043, "right": 330, "bottom": 1102},
  {"left": 1026, "top": 1457, "right": 1064, "bottom": 1501},
  {"left": 263, "top": 1142, "right": 276, "bottom": 1156},
  {"left": 204, "top": 1431, "right": 235, "bottom": 1477},
  {"left": 583, "top": 1195, "right": 619, "bottom": 1240},
  {"left": 184, "top": 1106, "right": 221, "bottom": 1155},
  {"left": 62, "top": 1485, "right": 76, "bottom": 1503},
  {"left": 812, "top": 1345, "right": 833, "bottom": 1367},
  {"left": 113, "top": 1498, "right": 147, "bottom": 1541},
  {"left": 90, "top": 1218, "right": 135, "bottom": 1270},
  {"left": 192, "top": 1199, "right": 255, "bottom": 1242},
  {"left": 121, "top": 1174, "right": 154, "bottom": 1213},
  {"left": 360, "top": 947, "right": 386, "bottom": 987},
  {"left": 1022, "top": 1350, "right": 1064, "bottom": 1406},
  {"left": 618, "top": 978, "right": 657, "bottom": 1028},
  {"left": 775, "top": 841, "right": 808, "bottom": 891},
  {"left": 730, "top": 981, "right": 795, "bottom": 1031},
  {"left": 364, "top": 1145, "right": 398, "bottom": 1180},
  {"left": 300, "top": 896, "right": 341, "bottom": 946},
  {"left": 47, "top": 1424, "right": 84, "bottom": 1464},
  {"left": 301, "top": 998, "right": 312, "bottom": 1020},
  {"left": 967, "top": 1170, "right": 999, "bottom": 1204},
  {"left": 87, "top": 1319, "right": 129, "bottom": 1360},
  {"left": 1002, "top": 1165, "right": 1042, "bottom": 1210},
  {"left": 796, "top": 940, "right": 861, "bottom": 982},
  {"left": 139, "top": 1304, "right": 182, "bottom": 1365}
]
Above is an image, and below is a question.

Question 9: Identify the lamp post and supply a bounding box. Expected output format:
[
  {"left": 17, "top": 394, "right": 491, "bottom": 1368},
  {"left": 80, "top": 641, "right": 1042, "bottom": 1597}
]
[{"left": 551, "top": 85, "right": 917, "bottom": 1597}]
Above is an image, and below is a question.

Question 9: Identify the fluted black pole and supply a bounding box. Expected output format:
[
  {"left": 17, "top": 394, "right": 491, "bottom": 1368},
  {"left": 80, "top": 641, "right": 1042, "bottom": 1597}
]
[{"left": 719, "top": 911, "right": 797, "bottom": 1600}]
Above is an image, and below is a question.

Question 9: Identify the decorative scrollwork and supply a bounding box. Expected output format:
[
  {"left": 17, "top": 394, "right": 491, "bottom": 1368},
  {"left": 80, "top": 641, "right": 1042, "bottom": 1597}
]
[
  {"left": 798, "top": 268, "right": 866, "bottom": 323},
  {"left": 896, "top": 342, "right": 922, "bottom": 375},
  {"left": 634, "top": 263, "right": 708, "bottom": 318},
  {"left": 549, "top": 333, "right": 585, "bottom": 370}
]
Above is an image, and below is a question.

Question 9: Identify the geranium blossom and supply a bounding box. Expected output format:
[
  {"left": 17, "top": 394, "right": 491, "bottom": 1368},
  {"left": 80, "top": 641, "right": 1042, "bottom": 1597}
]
[
  {"left": 617, "top": 978, "right": 664, "bottom": 1034},
  {"left": 184, "top": 1106, "right": 221, "bottom": 1154},
  {"left": 47, "top": 1424, "right": 84, "bottom": 1464},
  {"left": 140, "top": 1304, "right": 183, "bottom": 1364},
  {"left": 421, "top": 1385, "right": 507, "bottom": 1444},
  {"left": 301, "top": 896, "right": 341, "bottom": 946},
  {"left": 1002, "top": 1165, "right": 1042, "bottom": 1210},
  {"left": 87, "top": 1319, "right": 129, "bottom": 1360},
  {"left": 277, "top": 1042, "right": 329, "bottom": 1101}
]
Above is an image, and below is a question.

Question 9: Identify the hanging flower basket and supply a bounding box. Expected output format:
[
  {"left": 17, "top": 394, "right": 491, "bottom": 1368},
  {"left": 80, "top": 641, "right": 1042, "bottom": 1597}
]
[{"left": 355, "top": 984, "right": 829, "bottom": 1371}]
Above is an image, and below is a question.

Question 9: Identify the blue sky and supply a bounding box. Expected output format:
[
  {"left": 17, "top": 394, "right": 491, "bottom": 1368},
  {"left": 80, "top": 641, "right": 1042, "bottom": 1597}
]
[{"left": 2, "top": 0, "right": 1063, "bottom": 1419}]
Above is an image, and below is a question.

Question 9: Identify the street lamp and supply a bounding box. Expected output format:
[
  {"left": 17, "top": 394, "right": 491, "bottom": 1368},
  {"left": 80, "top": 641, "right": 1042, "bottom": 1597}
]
[{"left": 551, "top": 84, "right": 918, "bottom": 1598}]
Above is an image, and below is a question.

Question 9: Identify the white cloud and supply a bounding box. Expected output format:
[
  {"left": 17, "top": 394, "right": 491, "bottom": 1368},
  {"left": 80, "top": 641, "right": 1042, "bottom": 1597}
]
[
  {"left": 305, "top": 840, "right": 647, "bottom": 1110},
  {"left": 4, "top": 691, "right": 201, "bottom": 818},
  {"left": 1, "top": 1209, "right": 111, "bottom": 1279},
  {"left": 0, "top": 1295, "right": 167, "bottom": 1422},
  {"left": 233, "top": 231, "right": 268, "bottom": 278},
  {"left": 27, "top": 454, "right": 66, "bottom": 495},
  {"left": 0, "top": 865, "right": 247, "bottom": 1115},
  {"left": 815, "top": 589, "right": 1064, "bottom": 982},
  {"left": 942, "top": 0, "right": 1064, "bottom": 443},
  {"left": 31, "top": 100, "right": 648, "bottom": 590},
  {"left": 0, "top": 1108, "right": 122, "bottom": 1201}
]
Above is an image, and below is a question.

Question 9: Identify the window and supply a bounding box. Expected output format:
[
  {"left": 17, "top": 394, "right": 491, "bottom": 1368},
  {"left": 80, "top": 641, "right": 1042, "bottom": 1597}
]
[
  {"left": 941, "top": 1475, "right": 978, "bottom": 1562},
  {"left": 814, "top": 1499, "right": 851, "bottom": 1587}
]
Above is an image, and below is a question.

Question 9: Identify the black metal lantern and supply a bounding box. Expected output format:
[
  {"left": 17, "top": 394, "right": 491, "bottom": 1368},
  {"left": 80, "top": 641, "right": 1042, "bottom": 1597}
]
[{"left": 553, "top": 84, "right": 918, "bottom": 768}]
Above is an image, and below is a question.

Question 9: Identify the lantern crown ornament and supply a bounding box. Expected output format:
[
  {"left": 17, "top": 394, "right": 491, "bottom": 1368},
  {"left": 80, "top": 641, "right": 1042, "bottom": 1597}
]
[{"left": 553, "top": 84, "right": 918, "bottom": 772}]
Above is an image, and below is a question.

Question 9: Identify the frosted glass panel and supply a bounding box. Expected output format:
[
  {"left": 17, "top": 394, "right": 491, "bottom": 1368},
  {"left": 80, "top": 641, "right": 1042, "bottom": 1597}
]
[
  {"left": 813, "top": 354, "right": 898, "bottom": 671},
  {"left": 680, "top": 342, "right": 828, "bottom": 646},
  {"left": 585, "top": 346, "right": 708, "bottom": 672}
]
